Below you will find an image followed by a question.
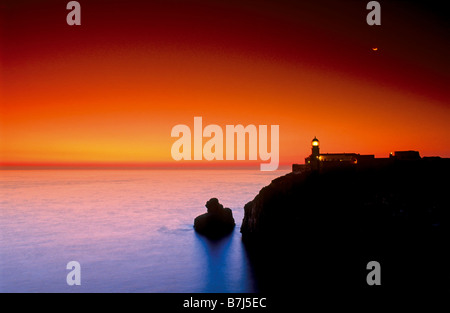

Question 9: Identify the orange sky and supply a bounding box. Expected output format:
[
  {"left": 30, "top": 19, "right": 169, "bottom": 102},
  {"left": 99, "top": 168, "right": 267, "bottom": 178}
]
[{"left": 1, "top": 0, "right": 449, "bottom": 168}]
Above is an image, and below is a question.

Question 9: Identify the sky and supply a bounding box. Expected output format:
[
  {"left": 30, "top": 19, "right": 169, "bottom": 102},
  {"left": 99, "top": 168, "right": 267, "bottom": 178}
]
[{"left": 1, "top": 0, "right": 449, "bottom": 168}]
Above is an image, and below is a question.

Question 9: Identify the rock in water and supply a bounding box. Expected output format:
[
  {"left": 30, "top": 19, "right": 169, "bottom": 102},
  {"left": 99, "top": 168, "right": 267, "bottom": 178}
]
[{"left": 194, "top": 198, "right": 235, "bottom": 238}]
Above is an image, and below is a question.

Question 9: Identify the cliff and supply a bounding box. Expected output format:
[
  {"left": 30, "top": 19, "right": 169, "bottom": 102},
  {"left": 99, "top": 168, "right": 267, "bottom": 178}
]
[{"left": 241, "top": 158, "right": 450, "bottom": 295}]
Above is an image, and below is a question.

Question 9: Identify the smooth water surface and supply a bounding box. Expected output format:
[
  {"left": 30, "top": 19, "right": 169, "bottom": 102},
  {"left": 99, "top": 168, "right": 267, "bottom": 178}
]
[{"left": 0, "top": 169, "right": 288, "bottom": 292}]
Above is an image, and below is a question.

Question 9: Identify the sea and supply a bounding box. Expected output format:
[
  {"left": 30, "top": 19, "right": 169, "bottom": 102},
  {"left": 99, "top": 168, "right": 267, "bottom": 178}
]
[{"left": 0, "top": 169, "right": 288, "bottom": 292}]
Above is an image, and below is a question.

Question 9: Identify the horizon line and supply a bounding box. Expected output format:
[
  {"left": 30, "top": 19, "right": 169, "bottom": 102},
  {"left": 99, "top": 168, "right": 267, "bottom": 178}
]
[{"left": 0, "top": 162, "right": 292, "bottom": 170}]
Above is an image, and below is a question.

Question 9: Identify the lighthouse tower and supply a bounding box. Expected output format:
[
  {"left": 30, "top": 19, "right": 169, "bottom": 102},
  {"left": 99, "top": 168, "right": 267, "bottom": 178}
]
[
  {"left": 310, "top": 137, "right": 320, "bottom": 171},
  {"left": 311, "top": 136, "right": 320, "bottom": 158}
]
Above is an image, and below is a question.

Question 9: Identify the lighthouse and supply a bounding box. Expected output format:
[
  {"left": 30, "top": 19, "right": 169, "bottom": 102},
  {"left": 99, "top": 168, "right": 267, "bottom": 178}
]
[
  {"left": 310, "top": 137, "right": 320, "bottom": 171},
  {"left": 292, "top": 136, "right": 423, "bottom": 173},
  {"left": 311, "top": 136, "right": 320, "bottom": 158}
]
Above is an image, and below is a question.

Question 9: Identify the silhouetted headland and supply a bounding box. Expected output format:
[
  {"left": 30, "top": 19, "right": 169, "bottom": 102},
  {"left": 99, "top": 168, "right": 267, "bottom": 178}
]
[
  {"left": 241, "top": 139, "right": 450, "bottom": 298},
  {"left": 194, "top": 198, "right": 235, "bottom": 238}
]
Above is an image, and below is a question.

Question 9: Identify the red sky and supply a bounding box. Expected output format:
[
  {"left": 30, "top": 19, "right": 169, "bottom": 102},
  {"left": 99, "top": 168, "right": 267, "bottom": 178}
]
[{"left": 1, "top": 0, "right": 449, "bottom": 168}]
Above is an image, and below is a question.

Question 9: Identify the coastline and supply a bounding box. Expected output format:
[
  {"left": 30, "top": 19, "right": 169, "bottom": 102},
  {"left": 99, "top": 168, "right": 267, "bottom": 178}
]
[{"left": 240, "top": 158, "right": 450, "bottom": 295}]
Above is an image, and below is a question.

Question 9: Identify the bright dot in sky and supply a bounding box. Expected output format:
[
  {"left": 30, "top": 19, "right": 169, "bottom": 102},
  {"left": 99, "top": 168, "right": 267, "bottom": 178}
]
[{"left": 372, "top": 47, "right": 378, "bottom": 51}]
